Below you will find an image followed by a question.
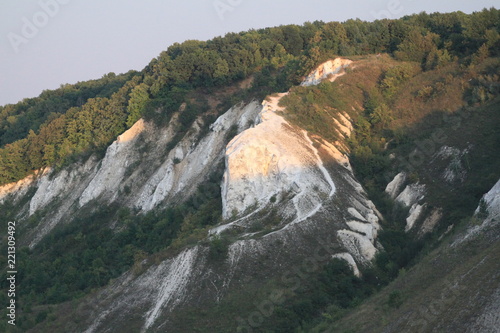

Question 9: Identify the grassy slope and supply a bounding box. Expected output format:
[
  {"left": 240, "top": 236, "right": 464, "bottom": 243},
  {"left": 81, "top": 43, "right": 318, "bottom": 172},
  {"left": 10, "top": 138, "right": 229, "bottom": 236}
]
[
  {"left": 272, "top": 56, "right": 500, "bottom": 332},
  {"left": 299, "top": 58, "right": 500, "bottom": 332},
  {"left": 313, "top": 218, "right": 500, "bottom": 333},
  {"left": 5, "top": 55, "right": 499, "bottom": 333},
  {"left": 151, "top": 57, "right": 500, "bottom": 332}
]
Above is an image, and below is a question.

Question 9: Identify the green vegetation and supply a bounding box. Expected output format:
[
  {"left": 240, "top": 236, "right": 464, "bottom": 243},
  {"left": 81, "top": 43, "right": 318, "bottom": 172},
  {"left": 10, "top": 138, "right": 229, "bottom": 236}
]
[
  {"left": 0, "top": 165, "right": 224, "bottom": 331},
  {"left": 0, "top": 71, "right": 137, "bottom": 147},
  {"left": 280, "top": 81, "right": 346, "bottom": 142},
  {"left": 308, "top": 215, "right": 500, "bottom": 332},
  {"left": 0, "top": 8, "right": 499, "bottom": 333},
  {"left": 267, "top": 259, "right": 373, "bottom": 332},
  {"left": 208, "top": 235, "right": 231, "bottom": 261},
  {"left": 2, "top": 8, "right": 499, "bottom": 185}
]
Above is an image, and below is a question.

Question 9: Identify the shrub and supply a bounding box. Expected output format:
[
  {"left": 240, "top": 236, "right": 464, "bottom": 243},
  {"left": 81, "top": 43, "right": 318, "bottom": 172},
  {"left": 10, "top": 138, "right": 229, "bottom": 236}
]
[
  {"left": 387, "top": 290, "right": 404, "bottom": 308},
  {"left": 380, "top": 63, "right": 421, "bottom": 99},
  {"left": 209, "top": 235, "right": 231, "bottom": 260}
]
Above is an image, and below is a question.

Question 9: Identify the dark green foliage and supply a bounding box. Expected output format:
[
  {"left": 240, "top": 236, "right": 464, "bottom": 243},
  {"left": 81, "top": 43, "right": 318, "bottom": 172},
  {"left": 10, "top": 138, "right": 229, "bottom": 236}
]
[
  {"left": 394, "top": 30, "right": 440, "bottom": 64},
  {"left": 1, "top": 168, "right": 223, "bottom": 314},
  {"left": 263, "top": 259, "right": 374, "bottom": 332},
  {"left": 350, "top": 146, "right": 391, "bottom": 188},
  {"left": 377, "top": 230, "right": 424, "bottom": 279},
  {"left": 0, "top": 71, "right": 137, "bottom": 147},
  {"left": 178, "top": 102, "right": 204, "bottom": 129},
  {"left": 126, "top": 83, "right": 150, "bottom": 127},
  {"left": 142, "top": 86, "right": 189, "bottom": 126},
  {"left": 387, "top": 290, "right": 404, "bottom": 308},
  {"left": 225, "top": 125, "right": 238, "bottom": 143},
  {"left": 2, "top": 8, "right": 500, "bottom": 185},
  {"left": 208, "top": 235, "right": 231, "bottom": 260},
  {"left": 476, "top": 199, "right": 489, "bottom": 219},
  {"left": 380, "top": 62, "right": 421, "bottom": 98},
  {"left": 0, "top": 77, "right": 141, "bottom": 184}
]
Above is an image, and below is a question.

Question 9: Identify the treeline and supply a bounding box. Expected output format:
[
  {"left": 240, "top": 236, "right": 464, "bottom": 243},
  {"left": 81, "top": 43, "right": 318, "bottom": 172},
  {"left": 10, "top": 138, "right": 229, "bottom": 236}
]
[
  {"left": 0, "top": 76, "right": 142, "bottom": 183},
  {"left": 0, "top": 8, "right": 499, "bottom": 185},
  {"left": 0, "top": 71, "right": 137, "bottom": 147}
]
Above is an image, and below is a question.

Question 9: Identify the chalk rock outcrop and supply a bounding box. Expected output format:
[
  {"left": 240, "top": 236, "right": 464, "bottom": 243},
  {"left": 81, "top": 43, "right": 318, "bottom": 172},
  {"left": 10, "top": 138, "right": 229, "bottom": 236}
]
[
  {"left": 476, "top": 178, "right": 500, "bottom": 220},
  {"left": 301, "top": 58, "right": 353, "bottom": 86},
  {"left": 222, "top": 93, "right": 335, "bottom": 220}
]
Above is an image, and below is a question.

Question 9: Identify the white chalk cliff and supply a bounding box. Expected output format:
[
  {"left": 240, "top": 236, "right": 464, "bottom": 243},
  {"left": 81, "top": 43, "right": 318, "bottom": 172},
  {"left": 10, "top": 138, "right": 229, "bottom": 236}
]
[
  {"left": 220, "top": 58, "right": 381, "bottom": 265},
  {"left": 478, "top": 178, "right": 500, "bottom": 219},
  {"left": 222, "top": 93, "right": 335, "bottom": 220},
  {"left": 1, "top": 58, "right": 388, "bottom": 331}
]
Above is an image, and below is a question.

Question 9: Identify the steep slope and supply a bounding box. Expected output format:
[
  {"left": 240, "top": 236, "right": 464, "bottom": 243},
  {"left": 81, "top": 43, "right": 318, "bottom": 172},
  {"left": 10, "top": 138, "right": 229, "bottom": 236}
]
[
  {"left": 222, "top": 92, "right": 336, "bottom": 223},
  {"left": 73, "top": 59, "right": 383, "bottom": 333},
  {"left": 0, "top": 59, "right": 388, "bottom": 332},
  {"left": 310, "top": 180, "right": 500, "bottom": 333},
  {"left": 0, "top": 101, "right": 261, "bottom": 249},
  {"left": 1, "top": 50, "right": 499, "bottom": 333}
]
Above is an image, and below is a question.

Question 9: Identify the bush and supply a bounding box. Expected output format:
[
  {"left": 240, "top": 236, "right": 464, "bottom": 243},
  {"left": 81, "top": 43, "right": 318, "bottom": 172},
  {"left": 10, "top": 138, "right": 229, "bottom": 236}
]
[
  {"left": 380, "top": 63, "right": 421, "bottom": 99},
  {"left": 387, "top": 290, "right": 404, "bottom": 308},
  {"left": 208, "top": 235, "right": 230, "bottom": 260}
]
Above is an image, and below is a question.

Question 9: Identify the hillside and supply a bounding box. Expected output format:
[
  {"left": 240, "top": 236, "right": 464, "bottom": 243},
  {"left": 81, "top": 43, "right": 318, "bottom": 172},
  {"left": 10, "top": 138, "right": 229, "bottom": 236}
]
[{"left": 0, "top": 8, "right": 499, "bottom": 333}]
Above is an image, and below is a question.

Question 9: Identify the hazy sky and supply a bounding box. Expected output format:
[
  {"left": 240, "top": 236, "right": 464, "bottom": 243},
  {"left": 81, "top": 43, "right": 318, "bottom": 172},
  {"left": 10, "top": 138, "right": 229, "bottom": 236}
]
[{"left": 0, "top": 0, "right": 498, "bottom": 106}]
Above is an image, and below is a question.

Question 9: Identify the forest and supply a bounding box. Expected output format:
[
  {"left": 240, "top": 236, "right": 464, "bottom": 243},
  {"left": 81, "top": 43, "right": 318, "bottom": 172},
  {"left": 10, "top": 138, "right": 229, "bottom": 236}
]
[
  {"left": 0, "top": 8, "right": 499, "bottom": 185},
  {"left": 0, "top": 8, "right": 499, "bottom": 332}
]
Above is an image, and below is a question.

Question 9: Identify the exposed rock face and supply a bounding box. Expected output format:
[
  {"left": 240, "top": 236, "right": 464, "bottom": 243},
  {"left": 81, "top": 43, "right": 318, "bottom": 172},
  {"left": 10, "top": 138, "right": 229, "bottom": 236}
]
[
  {"left": 0, "top": 169, "right": 46, "bottom": 204},
  {"left": 452, "top": 179, "right": 500, "bottom": 247},
  {"left": 26, "top": 158, "right": 98, "bottom": 248},
  {"left": 79, "top": 119, "right": 146, "bottom": 207},
  {"left": 396, "top": 183, "right": 426, "bottom": 207},
  {"left": 419, "top": 208, "right": 443, "bottom": 236},
  {"left": 5, "top": 101, "right": 263, "bottom": 248},
  {"left": 222, "top": 58, "right": 354, "bottom": 221},
  {"left": 395, "top": 183, "right": 426, "bottom": 231},
  {"left": 467, "top": 287, "right": 500, "bottom": 333},
  {"left": 337, "top": 229, "right": 377, "bottom": 264},
  {"left": 434, "top": 145, "right": 471, "bottom": 184},
  {"left": 135, "top": 101, "right": 261, "bottom": 211},
  {"left": 385, "top": 172, "right": 406, "bottom": 199},
  {"left": 142, "top": 247, "right": 200, "bottom": 332},
  {"left": 476, "top": 178, "right": 500, "bottom": 219},
  {"left": 82, "top": 247, "right": 203, "bottom": 333},
  {"left": 222, "top": 93, "right": 336, "bottom": 220},
  {"left": 2, "top": 58, "right": 388, "bottom": 332},
  {"left": 333, "top": 252, "right": 361, "bottom": 277},
  {"left": 221, "top": 58, "right": 381, "bottom": 269},
  {"left": 405, "top": 203, "right": 426, "bottom": 232},
  {"left": 301, "top": 58, "right": 353, "bottom": 86}
]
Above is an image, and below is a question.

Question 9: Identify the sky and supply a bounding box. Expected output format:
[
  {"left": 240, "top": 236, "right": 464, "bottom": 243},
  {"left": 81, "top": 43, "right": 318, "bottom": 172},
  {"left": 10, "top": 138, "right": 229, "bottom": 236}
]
[{"left": 0, "top": 0, "right": 498, "bottom": 106}]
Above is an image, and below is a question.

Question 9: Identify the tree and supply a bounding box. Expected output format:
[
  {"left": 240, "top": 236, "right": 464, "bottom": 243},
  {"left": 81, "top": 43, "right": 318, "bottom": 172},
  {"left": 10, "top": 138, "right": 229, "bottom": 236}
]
[
  {"left": 424, "top": 47, "right": 454, "bottom": 70},
  {"left": 369, "top": 104, "right": 393, "bottom": 129},
  {"left": 126, "top": 83, "right": 150, "bottom": 127},
  {"left": 394, "top": 30, "right": 440, "bottom": 64},
  {"left": 282, "top": 25, "right": 304, "bottom": 56},
  {"left": 320, "top": 21, "right": 348, "bottom": 55}
]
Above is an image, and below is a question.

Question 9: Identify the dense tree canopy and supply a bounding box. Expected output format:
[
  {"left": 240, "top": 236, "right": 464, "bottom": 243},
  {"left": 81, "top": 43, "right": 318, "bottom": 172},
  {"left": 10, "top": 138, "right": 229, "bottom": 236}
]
[{"left": 0, "top": 8, "right": 499, "bottom": 185}]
